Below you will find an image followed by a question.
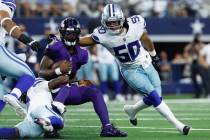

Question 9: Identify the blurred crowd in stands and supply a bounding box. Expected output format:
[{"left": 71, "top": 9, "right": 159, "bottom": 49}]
[
  {"left": 7, "top": 0, "right": 210, "bottom": 101},
  {"left": 16, "top": 0, "right": 210, "bottom": 18}
]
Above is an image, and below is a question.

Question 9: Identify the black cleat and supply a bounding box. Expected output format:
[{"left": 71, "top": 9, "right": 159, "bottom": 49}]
[
  {"left": 130, "top": 118, "right": 137, "bottom": 126},
  {"left": 44, "top": 130, "right": 61, "bottom": 138},
  {"left": 183, "top": 126, "right": 191, "bottom": 135},
  {"left": 100, "top": 124, "right": 127, "bottom": 137}
]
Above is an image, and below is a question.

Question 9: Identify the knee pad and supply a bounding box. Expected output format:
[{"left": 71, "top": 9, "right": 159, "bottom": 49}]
[
  {"left": 143, "top": 96, "right": 152, "bottom": 106},
  {"left": 147, "top": 90, "right": 162, "bottom": 107}
]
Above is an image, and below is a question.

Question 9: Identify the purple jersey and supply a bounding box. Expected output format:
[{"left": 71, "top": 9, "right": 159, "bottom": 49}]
[{"left": 44, "top": 40, "right": 88, "bottom": 74}]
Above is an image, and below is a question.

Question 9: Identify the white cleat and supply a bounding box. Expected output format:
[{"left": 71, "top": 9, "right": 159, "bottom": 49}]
[
  {"left": 3, "top": 94, "right": 26, "bottom": 118},
  {"left": 123, "top": 105, "right": 137, "bottom": 126}
]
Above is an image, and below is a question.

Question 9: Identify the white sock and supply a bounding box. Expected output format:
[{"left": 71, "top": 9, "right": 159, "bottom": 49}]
[
  {"left": 155, "top": 101, "right": 185, "bottom": 131},
  {"left": 133, "top": 99, "right": 150, "bottom": 114},
  {"left": 10, "top": 88, "right": 22, "bottom": 99}
]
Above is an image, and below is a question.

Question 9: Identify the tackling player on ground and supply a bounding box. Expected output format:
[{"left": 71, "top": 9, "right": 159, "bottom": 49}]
[
  {"left": 0, "top": 76, "right": 67, "bottom": 139},
  {"left": 38, "top": 17, "right": 127, "bottom": 137},
  {"left": 78, "top": 4, "right": 191, "bottom": 135}
]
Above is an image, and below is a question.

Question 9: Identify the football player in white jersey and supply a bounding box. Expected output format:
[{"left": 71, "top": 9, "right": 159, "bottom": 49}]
[
  {"left": 0, "top": 76, "right": 67, "bottom": 139},
  {"left": 79, "top": 4, "right": 191, "bottom": 135},
  {"left": 0, "top": 0, "right": 41, "bottom": 116}
]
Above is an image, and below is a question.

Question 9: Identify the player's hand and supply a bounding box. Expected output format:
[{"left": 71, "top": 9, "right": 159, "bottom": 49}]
[
  {"left": 151, "top": 55, "right": 160, "bottom": 67},
  {"left": 28, "top": 40, "right": 42, "bottom": 52},
  {"left": 59, "top": 60, "right": 72, "bottom": 74},
  {"left": 47, "top": 34, "right": 58, "bottom": 44},
  {"left": 78, "top": 80, "right": 93, "bottom": 86}
]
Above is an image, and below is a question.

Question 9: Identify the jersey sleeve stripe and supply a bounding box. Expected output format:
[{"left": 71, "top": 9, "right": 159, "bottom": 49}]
[
  {"left": 91, "top": 34, "right": 100, "bottom": 44},
  {"left": 1, "top": 1, "right": 16, "bottom": 11}
]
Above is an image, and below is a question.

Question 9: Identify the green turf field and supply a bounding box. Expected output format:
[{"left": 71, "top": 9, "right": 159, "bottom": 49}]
[{"left": 0, "top": 98, "right": 210, "bottom": 140}]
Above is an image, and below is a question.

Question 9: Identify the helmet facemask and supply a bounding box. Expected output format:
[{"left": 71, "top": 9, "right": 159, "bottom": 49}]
[
  {"left": 60, "top": 28, "right": 80, "bottom": 47},
  {"left": 104, "top": 20, "right": 124, "bottom": 35}
]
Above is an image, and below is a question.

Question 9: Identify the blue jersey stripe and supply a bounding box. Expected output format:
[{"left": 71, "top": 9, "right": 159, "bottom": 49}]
[
  {"left": 0, "top": 45, "right": 35, "bottom": 77},
  {"left": 32, "top": 78, "right": 45, "bottom": 87},
  {"left": 2, "top": 0, "right": 16, "bottom": 11}
]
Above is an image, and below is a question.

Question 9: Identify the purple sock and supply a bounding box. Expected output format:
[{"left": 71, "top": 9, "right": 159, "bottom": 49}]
[
  {"left": 100, "top": 81, "right": 108, "bottom": 94},
  {"left": 87, "top": 88, "right": 110, "bottom": 127},
  {"left": 0, "top": 128, "right": 19, "bottom": 139},
  {"left": 11, "top": 74, "right": 35, "bottom": 99},
  {"left": 0, "top": 100, "right": 6, "bottom": 112},
  {"left": 113, "top": 81, "right": 121, "bottom": 94}
]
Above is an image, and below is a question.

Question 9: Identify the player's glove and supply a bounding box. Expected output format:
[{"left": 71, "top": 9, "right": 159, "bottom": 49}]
[
  {"left": 28, "top": 40, "right": 42, "bottom": 52},
  {"left": 151, "top": 55, "right": 160, "bottom": 67},
  {"left": 47, "top": 34, "right": 58, "bottom": 44},
  {"left": 18, "top": 33, "right": 42, "bottom": 52}
]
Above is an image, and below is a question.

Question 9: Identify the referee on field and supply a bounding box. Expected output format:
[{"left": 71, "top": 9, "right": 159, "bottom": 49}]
[{"left": 199, "top": 43, "right": 210, "bottom": 98}]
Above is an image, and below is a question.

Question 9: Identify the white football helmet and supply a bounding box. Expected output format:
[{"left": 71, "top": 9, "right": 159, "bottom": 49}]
[{"left": 101, "top": 4, "right": 125, "bottom": 35}]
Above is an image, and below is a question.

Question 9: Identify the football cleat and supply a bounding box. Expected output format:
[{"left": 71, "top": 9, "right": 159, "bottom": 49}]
[
  {"left": 34, "top": 118, "right": 53, "bottom": 132},
  {"left": 182, "top": 126, "right": 191, "bottom": 135},
  {"left": 44, "top": 129, "right": 61, "bottom": 138},
  {"left": 3, "top": 94, "right": 26, "bottom": 118},
  {"left": 123, "top": 105, "right": 137, "bottom": 126},
  {"left": 100, "top": 124, "right": 127, "bottom": 137}
]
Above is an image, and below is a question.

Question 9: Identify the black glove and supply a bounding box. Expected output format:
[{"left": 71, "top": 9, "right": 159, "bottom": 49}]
[
  {"left": 47, "top": 34, "right": 57, "bottom": 44},
  {"left": 151, "top": 55, "right": 160, "bottom": 67},
  {"left": 28, "top": 40, "right": 42, "bottom": 52},
  {"left": 18, "top": 34, "right": 41, "bottom": 52}
]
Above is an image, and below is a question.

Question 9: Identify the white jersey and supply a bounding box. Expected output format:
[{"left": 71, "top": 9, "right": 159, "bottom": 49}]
[
  {"left": 27, "top": 78, "right": 52, "bottom": 113},
  {"left": 92, "top": 15, "right": 152, "bottom": 69},
  {"left": 0, "top": 1, "right": 15, "bottom": 46}
]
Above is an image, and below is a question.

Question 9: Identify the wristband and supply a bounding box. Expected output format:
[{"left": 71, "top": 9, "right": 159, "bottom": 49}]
[
  {"left": 0, "top": 17, "right": 11, "bottom": 26},
  {"left": 148, "top": 50, "right": 156, "bottom": 57},
  {"left": 55, "top": 68, "right": 62, "bottom": 75}
]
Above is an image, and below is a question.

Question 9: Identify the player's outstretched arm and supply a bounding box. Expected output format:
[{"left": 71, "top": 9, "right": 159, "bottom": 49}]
[
  {"left": 0, "top": 10, "right": 41, "bottom": 51},
  {"left": 140, "top": 31, "right": 160, "bottom": 67},
  {"left": 79, "top": 35, "right": 96, "bottom": 47},
  {"left": 140, "top": 31, "right": 155, "bottom": 52}
]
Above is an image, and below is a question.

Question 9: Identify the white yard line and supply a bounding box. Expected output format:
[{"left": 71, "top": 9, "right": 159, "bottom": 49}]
[
  {"left": 2, "top": 117, "right": 210, "bottom": 122},
  {"left": 65, "top": 125, "right": 210, "bottom": 131}
]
